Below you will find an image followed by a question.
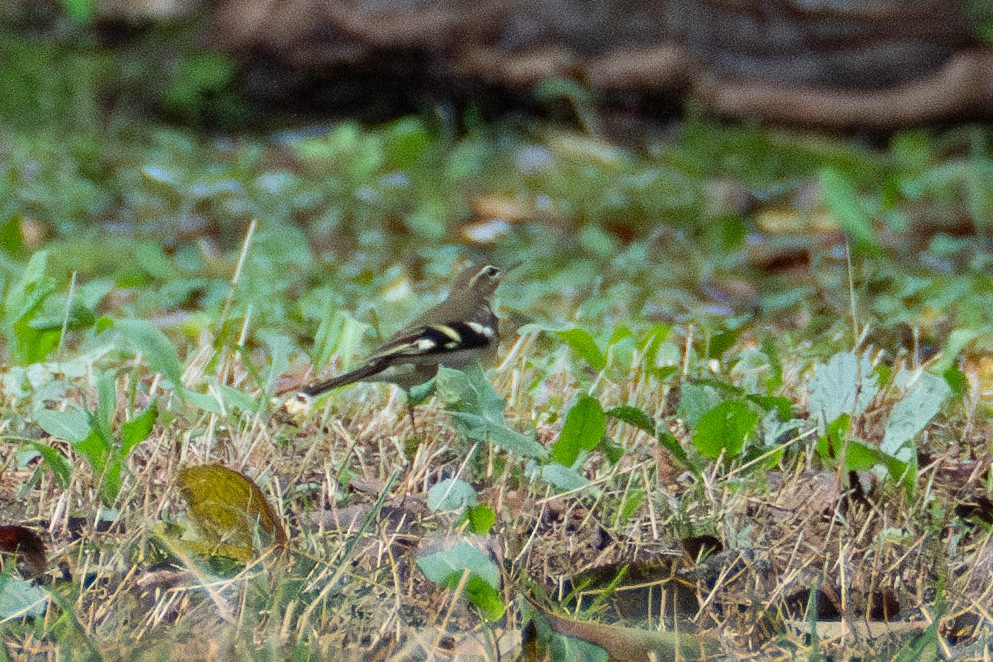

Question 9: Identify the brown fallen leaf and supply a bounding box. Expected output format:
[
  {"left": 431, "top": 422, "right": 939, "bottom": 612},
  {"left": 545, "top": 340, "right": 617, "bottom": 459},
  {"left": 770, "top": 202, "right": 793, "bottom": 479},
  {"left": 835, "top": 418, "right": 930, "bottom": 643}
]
[{"left": 0, "top": 525, "right": 47, "bottom": 578}]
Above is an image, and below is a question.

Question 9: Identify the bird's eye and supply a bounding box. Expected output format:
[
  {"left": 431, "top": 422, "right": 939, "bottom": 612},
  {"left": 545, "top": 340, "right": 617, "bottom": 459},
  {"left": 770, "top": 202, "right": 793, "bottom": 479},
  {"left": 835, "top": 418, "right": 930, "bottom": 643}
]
[{"left": 483, "top": 266, "right": 499, "bottom": 278}]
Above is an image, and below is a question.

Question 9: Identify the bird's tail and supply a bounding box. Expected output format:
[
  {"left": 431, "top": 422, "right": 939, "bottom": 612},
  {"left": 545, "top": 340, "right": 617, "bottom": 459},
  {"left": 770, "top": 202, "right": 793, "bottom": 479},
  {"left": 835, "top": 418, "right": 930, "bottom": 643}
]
[{"left": 298, "top": 360, "right": 387, "bottom": 398}]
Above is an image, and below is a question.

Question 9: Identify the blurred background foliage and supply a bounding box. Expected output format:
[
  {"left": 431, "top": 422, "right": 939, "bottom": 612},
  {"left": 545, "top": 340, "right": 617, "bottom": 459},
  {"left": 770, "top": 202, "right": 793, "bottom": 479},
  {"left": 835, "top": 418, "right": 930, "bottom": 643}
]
[{"left": 1, "top": 0, "right": 993, "bottom": 371}]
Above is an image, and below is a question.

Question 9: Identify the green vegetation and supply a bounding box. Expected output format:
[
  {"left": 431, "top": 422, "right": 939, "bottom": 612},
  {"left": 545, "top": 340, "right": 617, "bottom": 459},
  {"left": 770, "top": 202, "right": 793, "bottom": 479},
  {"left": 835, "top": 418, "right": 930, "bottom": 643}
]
[{"left": 2, "top": 24, "right": 993, "bottom": 661}]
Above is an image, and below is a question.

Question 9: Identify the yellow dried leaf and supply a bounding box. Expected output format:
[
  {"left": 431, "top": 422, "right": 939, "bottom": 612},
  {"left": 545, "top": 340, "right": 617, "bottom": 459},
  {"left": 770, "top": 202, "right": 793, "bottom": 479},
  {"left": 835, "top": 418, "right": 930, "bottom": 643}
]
[{"left": 176, "top": 464, "right": 287, "bottom": 561}]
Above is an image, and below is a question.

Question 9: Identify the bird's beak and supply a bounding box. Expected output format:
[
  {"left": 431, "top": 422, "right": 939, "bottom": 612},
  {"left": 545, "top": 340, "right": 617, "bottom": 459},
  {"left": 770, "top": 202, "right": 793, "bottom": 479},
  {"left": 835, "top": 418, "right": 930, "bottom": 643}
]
[{"left": 502, "top": 260, "right": 523, "bottom": 275}]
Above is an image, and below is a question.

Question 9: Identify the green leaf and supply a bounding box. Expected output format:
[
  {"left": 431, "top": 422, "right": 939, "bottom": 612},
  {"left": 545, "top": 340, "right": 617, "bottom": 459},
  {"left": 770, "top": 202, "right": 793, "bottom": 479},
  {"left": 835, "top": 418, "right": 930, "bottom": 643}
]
[
  {"left": 113, "top": 319, "right": 185, "bottom": 388},
  {"left": 816, "top": 413, "right": 850, "bottom": 461},
  {"left": 881, "top": 372, "right": 950, "bottom": 462},
  {"left": 931, "top": 327, "right": 982, "bottom": 374},
  {"left": 426, "top": 478, "right": 477, "bottom": 512},
  {"left": 0, "top": 574, "right": 48, "bottom": 619},
  {"left": 619, "top": 490, "right": 645, "bottom": 521},
  {"left": 819, "top": 167, "right": 881, "bottom": 253},
  {"left": 845, "top": 440, "right": 886, "bottom": 471},
  {"left": 4, "top": 250, "right": 60, "bottom": 364},
  {"left": 551, "top": 395, "right": 607, "bottom": 467},
  {"left": 708, "top": 329, "right": 740, "bottom": 359},
  {"left": 556, "top": 328, "right": 606, "bottom": 372},
  {"left": 747, "top": 395, "right": 793, "bottom": 421},
  {"left": 74, "top": 428, "right": 109, "bottom": 475},
  {"left": 311, "top": 309, "right": 370, "bottom": 373},
  {"left": 464, "top": 575, "right": 505, "bottom": 621},
  {"left": 27, "top": 441, "right": 71, "bottom": 487},
  {"left": 34, "top": 409, "right": 91, "bottom": 443},
  {"left": 639, "top": 324, "right": 672, "bottom": 371},
  {"left": 448, "top": 412, "right": 548, "bottom": 458},
  {"left": 417, "top": 541, "right": 502, "bottom": 617},
  {"left": 465, "top": 505, "right": 495, "bottom": 535},
  {"left": 436, "top": 363, "right": 505, "bottom": 423},
  {"left": 540, "top": 463, "right": 593, "bottom": 492},
  {"left": 59, "top": 0, "right": 97, "bottom": 24},
  {"left": 808, "top": 352, "right": 878, "bottom": 431},
  {"left": 605, "top": 406, "right": 655, "bottom": 435},
  {"left": 179, "top": 388, "right": 222, "bottom": 414},
  {"left": 103, "top": 456, "right": 122, "bottom": 503},
  {"left": 676, "top": 383, "right": 721, "bottom": 428},
  {"left": 943, "top": 367, "right": 967, "bottom": 396},
  {"left": 417, "top": 541, "right": 500, "bottom": 587},
  {"left": 121, "top": 401, "right": 157, "bottom": 457},
  {"left": 549, "top": 633, "right": 608, "bottom": 662},
  {"left": 692, "top": 399, "right": 759, "bottom": 459},
  {"left": 95, "top": 370, "right": 116, "bottom": 444},
  {"left": 657, "top": 429, "right": 698, "bottom": 474},
  {"left": 214, "top": 384, "right": 259, "bottom": 413}
]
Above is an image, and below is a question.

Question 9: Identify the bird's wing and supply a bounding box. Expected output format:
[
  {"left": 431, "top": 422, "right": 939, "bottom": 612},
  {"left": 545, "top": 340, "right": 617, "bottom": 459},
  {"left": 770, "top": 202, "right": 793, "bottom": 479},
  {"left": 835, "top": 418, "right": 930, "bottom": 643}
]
[{"left": 369, "top": 322, "right": 494, "bottom": 361}]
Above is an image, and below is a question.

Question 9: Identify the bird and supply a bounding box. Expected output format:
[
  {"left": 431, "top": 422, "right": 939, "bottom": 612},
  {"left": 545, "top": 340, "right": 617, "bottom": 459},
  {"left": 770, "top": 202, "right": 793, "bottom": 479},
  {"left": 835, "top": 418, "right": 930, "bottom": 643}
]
[{"left": 281, "top": 263, "right": 503, "bottom": 421}]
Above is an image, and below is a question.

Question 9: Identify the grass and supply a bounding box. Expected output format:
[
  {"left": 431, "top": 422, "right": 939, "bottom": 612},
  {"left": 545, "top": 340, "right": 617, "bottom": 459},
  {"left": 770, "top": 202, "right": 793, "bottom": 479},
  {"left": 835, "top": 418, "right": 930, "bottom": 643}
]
[{"left": 1, "top": 31, "right": 993, "bottom": 660}]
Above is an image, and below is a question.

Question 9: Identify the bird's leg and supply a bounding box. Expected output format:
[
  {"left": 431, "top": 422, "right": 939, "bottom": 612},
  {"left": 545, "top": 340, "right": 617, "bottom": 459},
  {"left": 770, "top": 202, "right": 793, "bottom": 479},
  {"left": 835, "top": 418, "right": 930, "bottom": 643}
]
[{"left": 402, "top": 389, "right": 421, "bottom": 461}]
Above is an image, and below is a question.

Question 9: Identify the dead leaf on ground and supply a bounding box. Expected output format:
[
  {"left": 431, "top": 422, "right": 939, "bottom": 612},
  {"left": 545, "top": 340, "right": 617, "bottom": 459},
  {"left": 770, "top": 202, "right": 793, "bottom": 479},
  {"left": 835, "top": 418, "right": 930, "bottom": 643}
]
[
  {"left": 175, "top": 464, "right": 287, "bottom": 561},
  {"left": 0, "top": 524, "right": 47, "bottom": 577}
]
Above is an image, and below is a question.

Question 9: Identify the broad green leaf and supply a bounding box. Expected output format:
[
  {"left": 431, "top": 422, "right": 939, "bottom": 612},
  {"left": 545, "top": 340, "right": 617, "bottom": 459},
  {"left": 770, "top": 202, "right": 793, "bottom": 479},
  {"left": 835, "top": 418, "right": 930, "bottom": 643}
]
[
  {"left": 179, "top": 388, "right": 222, "bottom": 414},
  {"left": 0, "top": 574, "right": 48, "bottom": 619},
  {"left": 676, "top": 383, "right": 721, "bottom": 428},
  {"left": 259, "top": 330, "right": 292, "bottom": 396},
  {"left": 549, "top": 634, "right": 609, "bottom": 662},
  {"left": 27, "top": 302, "right": 95, "bottom": 331},
  {"left": 4, "top": 250, "right": 60, "bottom": 364},
  {"left": 639, "top": 324, "right": 672, "bottom": 370},
  {"left": 416, "top": 540, "right": 500, "bottom": 589},
  {"left": 692, "top": 399, "right": 759, "bottom": 459},
  {"left": 0, "top": 212, "right": 25, "bottom": 258},
  {"left": 427, "top": 478, "right": 477, "bottom": 512},
  {"left": 819, "top": 167, "right": 881, "bottom": 253},
  {"left": 466, "top": 505, "right": 495, "bottom": 535},
  {"left": 113, "top": 318, "right": 185, "bottom": 388},
  {"left": 435, "top": 365, "right": 481, "bottom": 414},
  {"left": 540, "top": 463, "right": 593, "bottom": 492},
  {"left": 5, "top": 251, "right": 53, "bottom": 323},
  {"left": 436, "top": 363, "right": 505, "bottom": 423},
  {"left": 808, "top": 352, "right": 878, "bottom": 431},
  {"left": 418, "top": 539, "right": 505, "bottom": 617},
  {"left": 74, "top": 429, "right": 109, "bottom": 475},
  {"left": 881, "top": 372, "right": 951, "bottom": 462},
  {"left": 551, "top": 395, "right": 607, "bottom": 467},
  {"left": 214, "top": 384, "right": 259, "bottom": 413},
  {"left": 556, "top": 328, "right": 606, "bottom": 372},
  {"left": 34, "top": 409, "right": 90, "bottom": 443},
  {"left": 708, "top": 329, "right": 740, "bottom": 359},
  {"left": 464, "top": 575, "right": 505, "bottom": 621},
  {"left": 845, "top": 440, "right": 886, "bottom": 471},
  {"left": 121, "top": 401, "right": 158, "bottom": 456},
  {"left": 448, "top": 412, "right": 548, "bottom": 458},
  {"left": 747, "top": 395, "right": 793, "bottom": 421}
]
